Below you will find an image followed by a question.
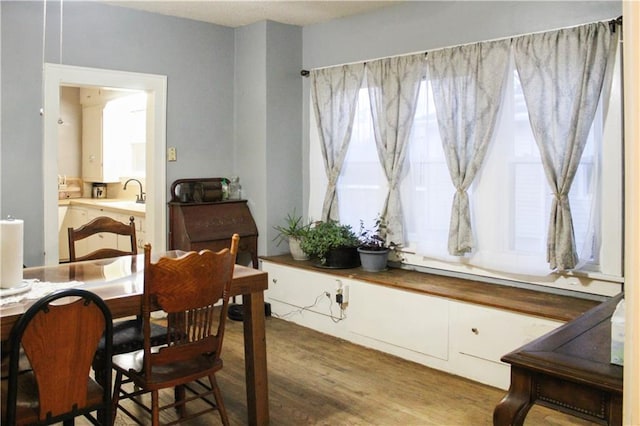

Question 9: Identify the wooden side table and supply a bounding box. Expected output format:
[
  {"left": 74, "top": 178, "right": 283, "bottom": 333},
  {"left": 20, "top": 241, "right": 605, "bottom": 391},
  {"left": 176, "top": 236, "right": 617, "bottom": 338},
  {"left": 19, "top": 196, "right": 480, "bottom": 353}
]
[{"left": 493, "top": 293, "right": 624, "bottom": 425}]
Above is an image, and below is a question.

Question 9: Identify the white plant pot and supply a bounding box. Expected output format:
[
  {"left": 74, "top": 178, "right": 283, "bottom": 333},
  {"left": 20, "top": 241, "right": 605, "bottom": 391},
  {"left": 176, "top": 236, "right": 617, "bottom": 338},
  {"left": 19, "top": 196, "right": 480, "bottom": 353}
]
[{"left": 289, "top": 237, "right": 309, "bottom": 261}]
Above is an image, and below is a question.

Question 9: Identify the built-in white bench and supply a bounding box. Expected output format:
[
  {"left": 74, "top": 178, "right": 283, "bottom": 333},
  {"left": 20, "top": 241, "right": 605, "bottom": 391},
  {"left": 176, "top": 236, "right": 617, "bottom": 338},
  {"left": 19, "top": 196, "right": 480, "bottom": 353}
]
[{"left": 260, "top": 255, "right": 599, "bottom": 389}]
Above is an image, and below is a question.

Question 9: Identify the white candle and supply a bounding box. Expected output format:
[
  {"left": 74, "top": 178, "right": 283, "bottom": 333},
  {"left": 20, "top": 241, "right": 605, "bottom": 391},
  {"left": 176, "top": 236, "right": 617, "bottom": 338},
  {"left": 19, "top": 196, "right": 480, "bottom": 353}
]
[{"left": 1, "top": 218, "right": 24, "bottom": 289}]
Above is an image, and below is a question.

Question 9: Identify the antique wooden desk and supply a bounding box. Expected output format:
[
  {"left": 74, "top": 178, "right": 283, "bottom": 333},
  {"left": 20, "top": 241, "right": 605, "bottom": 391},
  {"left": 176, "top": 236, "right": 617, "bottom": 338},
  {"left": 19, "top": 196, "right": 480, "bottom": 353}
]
[
  {"left": 0, "top": 254, "right": 270, "bottom": 425},
  {"left": 168, "top": 178, "right": 259, "bottom": 268},
  {"left": 493, "top": 293, "right": 624, "bottom": 426}
]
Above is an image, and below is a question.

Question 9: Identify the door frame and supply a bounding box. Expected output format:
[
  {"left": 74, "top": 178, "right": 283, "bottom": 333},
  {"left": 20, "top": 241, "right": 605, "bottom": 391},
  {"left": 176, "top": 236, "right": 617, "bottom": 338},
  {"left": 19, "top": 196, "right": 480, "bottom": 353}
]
[{"left": 43, "top": 63, "right": 167, "bottom": 265}]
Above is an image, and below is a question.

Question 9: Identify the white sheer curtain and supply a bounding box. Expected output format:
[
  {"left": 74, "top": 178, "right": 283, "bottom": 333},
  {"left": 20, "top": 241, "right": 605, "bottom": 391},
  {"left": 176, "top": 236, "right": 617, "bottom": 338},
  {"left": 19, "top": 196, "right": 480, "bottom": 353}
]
[
  {"left": 310, "top": 64, "right": 365, "bottom": 221},
  {"left": 427, "top": 40, "right": 511, "bottom": 256},
  {"left": 366, "top": 54, "right": 424, "bottom": 245},
  {"left": 513, "top": 22, "right": 617, "bottom": 270}
]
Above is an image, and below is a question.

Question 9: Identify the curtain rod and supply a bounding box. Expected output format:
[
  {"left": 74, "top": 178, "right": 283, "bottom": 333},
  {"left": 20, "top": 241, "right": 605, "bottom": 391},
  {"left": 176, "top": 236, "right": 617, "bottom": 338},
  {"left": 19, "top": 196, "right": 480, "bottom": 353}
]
[{"left": 300, "top": 15, "right": 623, "bottom": 78}]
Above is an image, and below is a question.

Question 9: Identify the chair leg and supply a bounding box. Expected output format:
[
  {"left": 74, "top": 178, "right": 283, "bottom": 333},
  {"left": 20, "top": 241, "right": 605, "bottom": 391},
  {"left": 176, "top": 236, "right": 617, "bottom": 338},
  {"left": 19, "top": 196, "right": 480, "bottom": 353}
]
[
  {"left": 151, "top": 390, "right": 160, "bottom": 426},
  {"left": 174, "top": 385, "right": 186, "bottom": 417},
  {"left": 111, "top": 371, "right": 123, "bottom": 426},
  {"left": 94, "top": 360, "right": 109, "bottom": 425},
  {"left": 93, "top": 360, "right": 106, "bottom": 388},
  {"left": 209, "top": 374, "right": 230, "bottom": 426}
]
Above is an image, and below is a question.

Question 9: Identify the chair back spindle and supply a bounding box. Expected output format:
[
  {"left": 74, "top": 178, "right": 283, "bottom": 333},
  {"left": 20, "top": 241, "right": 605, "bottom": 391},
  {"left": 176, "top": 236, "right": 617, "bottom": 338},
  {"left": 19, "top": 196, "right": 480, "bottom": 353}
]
[{"left": 142, "top": 237, "right": 238, "bottom": 373}]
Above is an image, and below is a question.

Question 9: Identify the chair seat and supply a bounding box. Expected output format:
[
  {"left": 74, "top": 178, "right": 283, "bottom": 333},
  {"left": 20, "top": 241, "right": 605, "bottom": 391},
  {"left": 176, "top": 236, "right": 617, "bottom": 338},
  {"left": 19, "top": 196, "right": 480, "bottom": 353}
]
[
  {"left": 1, "top": 364, "right": 106, "bottom": 424},
  {"left": 92, "top": 319, "right": 168, "bottom": 386},
  {"left": 95, "top": 319, "right": 168, "bottom": 358},
  {"left": 113, "top": 350, "right": 222, "bottom": 389}
]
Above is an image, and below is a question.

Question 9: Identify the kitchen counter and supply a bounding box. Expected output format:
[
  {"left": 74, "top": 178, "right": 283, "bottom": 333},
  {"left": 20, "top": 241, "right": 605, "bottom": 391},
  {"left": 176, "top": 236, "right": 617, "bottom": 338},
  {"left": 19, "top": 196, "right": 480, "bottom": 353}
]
[{"left": 58, "top": 198, "right": 145, "bottom": 216}]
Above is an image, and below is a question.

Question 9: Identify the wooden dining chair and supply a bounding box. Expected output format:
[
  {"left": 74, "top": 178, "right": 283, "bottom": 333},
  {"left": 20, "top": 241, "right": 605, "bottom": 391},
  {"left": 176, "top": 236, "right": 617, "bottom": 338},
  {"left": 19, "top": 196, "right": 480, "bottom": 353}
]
[
  {"left": 111, "top": 234, "right": 239, "bottom": 426},
  {"left": 1, "top": 288, "right": 113, "bottom": 425},
  {"left": 67, "top": 215, "right": 168, "bottom": 388},
  {"left": 68, "top": 215, "right": 137, "bottom": 262}
]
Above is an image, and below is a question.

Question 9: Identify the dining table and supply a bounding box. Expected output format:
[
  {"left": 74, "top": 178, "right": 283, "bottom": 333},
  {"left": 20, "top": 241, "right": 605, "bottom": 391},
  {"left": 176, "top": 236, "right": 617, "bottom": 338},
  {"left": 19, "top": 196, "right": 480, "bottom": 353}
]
[{"left": 0, "top": 253, "right": 270, "bottom": 425}]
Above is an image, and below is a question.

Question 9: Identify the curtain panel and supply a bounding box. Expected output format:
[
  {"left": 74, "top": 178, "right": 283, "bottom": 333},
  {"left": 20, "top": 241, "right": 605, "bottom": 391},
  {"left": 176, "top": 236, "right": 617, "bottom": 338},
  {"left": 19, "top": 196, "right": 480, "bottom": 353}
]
[
  {"left": 366, "top": 54, "right": 425, "bottom": 246},
  {"left": 310, "top": 64, "right": 365, "bottom": 221},
  {"left": 513, "top": 22, "right": 617, "bottom": 270},
  {"left": 427, "top": 39, "right": 511, "bottom": 256}
]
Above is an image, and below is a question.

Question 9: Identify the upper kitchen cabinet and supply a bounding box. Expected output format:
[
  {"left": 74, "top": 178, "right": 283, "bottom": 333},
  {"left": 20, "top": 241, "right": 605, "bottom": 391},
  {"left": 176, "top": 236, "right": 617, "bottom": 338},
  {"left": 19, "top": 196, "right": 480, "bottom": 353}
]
[
  {"left": 82, "top": 103, "right": 119, "bottom": 183},
  {"left": 81, "top": 90, "right": 147, "bottom": 183}
]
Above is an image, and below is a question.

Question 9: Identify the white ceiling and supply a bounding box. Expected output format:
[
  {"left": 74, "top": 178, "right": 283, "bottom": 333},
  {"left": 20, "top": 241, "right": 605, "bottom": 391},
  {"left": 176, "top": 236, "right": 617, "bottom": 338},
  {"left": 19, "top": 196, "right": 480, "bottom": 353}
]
[{"left": 105, "top": 1, "right": 402, "bottom": 28}]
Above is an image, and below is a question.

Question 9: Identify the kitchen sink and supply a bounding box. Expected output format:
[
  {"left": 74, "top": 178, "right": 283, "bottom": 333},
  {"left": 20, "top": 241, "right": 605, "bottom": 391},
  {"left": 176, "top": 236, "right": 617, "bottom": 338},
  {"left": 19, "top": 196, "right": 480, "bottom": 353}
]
[{"left": 98, "top": 200, "right": 146, "bottom": 213}]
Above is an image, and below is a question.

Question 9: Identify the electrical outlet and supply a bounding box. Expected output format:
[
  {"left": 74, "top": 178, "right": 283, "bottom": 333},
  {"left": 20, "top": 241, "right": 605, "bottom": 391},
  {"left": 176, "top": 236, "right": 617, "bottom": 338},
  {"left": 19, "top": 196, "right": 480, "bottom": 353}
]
[
  {"left": 335, "top": 280, "right": 349, "bottom": 310},
  {"left": 342, "top": 284, "right": 349, "bottom": 306},
  {"left": 167, "top": 146, "right": 177, "bottom": 162}
]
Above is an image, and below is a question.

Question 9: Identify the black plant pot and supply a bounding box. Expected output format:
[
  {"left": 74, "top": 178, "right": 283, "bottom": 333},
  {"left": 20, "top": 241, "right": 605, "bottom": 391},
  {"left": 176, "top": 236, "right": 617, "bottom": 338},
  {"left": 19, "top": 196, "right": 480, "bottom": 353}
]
[{"left": 315, "top": 246, "right": 361, "bottom": 269}]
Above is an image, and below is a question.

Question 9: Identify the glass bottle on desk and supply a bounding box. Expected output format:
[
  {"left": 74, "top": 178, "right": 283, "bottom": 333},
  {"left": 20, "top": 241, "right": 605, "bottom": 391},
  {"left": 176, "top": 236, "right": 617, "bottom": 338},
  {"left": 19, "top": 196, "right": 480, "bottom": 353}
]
[{"left": 229, "top": 176, "right": 241, "bottom": 200}]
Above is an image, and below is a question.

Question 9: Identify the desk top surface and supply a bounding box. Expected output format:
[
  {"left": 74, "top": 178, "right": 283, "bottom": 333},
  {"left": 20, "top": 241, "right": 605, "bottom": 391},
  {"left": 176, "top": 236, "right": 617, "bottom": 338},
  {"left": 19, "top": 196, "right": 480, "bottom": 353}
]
[{"left": 501, "top": 293, "right": 623, "bottom": 393}]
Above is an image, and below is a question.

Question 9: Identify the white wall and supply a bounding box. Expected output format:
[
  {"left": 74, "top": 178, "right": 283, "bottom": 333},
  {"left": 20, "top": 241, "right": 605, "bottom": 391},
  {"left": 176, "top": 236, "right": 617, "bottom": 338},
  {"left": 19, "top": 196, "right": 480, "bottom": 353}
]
[
  {"left": 234, "top": 21, "right": 302, "bottom": 256},
  {"left": 1, "top": 1, "right": 235, "bottom": 265}
]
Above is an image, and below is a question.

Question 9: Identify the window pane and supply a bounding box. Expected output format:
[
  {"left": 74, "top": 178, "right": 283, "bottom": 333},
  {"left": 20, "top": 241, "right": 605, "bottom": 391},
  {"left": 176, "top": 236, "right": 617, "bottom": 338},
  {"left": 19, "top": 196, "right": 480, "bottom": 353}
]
[
  {"left": 403, "top": 80, "right": 452, "bottom": 254},
  {"left": 103, "top": 93, "right": 147, "bottom": 177},
  {"left": 337, "top": 89, "right": 387, "bottom": 231},
  {"left": 510, "top": 71, "right": 549, "bottom": 254}
]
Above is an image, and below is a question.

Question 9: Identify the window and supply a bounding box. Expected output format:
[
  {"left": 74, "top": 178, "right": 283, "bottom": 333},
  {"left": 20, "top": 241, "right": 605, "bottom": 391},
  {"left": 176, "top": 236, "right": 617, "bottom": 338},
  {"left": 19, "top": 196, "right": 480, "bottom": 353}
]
[
  {"left": 103, "top": 93, "right": 147, "bottom": 177},
  {"left": 309, "top": 50, "right": 622, "bottom": 287}
]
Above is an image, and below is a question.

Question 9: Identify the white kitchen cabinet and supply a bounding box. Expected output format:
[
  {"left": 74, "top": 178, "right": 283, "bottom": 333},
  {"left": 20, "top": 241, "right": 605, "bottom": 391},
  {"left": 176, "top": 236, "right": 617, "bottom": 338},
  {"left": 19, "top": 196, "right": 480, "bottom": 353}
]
[
  {"left": 59, "top": 203, "right": 145, "bottom": 262},
  {"left": 260, "top": 259, "right": 565, "bottom": 389},
  {"left": 82, "top": 104, "right": 120, "bottom": 183},
  {"left": 133, "top": 216, "right": 145, "bottom": 250},
  {"left": 59, "top": 206, "right": 89, "bottom": 261},
  {"left": 85, "top": 207, "right": 144, "bottom": 254}
]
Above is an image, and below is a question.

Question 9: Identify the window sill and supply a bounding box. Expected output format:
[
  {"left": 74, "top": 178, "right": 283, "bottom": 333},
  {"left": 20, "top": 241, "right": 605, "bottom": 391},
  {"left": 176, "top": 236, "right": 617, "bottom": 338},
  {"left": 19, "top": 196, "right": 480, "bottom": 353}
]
[{"left": 260, "top": 254, "right": 602, "bottom": 323}]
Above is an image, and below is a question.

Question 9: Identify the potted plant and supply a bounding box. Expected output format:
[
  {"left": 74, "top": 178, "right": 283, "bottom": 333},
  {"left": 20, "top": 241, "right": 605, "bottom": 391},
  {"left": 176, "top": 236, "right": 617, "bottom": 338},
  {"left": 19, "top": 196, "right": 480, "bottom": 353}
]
[
  {"left": 273, "top": 210, "right": 311, "bottom": 260},
  {"left": 357, "top": 216, "right": 394, "bottom": 272},
  {"left": 300, "top": 220, "right": 361, "bottom": 268}
]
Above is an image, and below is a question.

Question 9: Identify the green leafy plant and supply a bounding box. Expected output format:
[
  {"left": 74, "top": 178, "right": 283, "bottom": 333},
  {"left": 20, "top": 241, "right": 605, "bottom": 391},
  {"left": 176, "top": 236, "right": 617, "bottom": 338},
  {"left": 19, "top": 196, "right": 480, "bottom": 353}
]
[
  {"left": 358, "top": 216, "right": 388, "bottom": 251},
  {"left": 358, "top": 215, "right": 401, "bottom": 251},
  {"left": 300, "top": 220, "right": 359, "bottom": 262},
  {"left": 273, "top": 210, "right": 310, "bottom": 246}
]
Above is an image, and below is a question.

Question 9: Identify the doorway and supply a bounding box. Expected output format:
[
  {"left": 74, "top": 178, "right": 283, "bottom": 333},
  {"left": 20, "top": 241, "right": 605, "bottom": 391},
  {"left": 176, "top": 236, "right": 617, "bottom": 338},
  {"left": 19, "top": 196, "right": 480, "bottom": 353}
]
[{"left": 43, "top": 64, "right": 167, "bottom": 265}]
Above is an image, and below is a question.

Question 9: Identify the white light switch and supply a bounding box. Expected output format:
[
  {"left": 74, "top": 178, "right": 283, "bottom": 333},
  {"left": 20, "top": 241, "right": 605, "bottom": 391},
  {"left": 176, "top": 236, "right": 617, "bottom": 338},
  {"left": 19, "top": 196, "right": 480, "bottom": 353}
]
[{"left": 167, "top": 147, "right": 177, "bottom": 162}]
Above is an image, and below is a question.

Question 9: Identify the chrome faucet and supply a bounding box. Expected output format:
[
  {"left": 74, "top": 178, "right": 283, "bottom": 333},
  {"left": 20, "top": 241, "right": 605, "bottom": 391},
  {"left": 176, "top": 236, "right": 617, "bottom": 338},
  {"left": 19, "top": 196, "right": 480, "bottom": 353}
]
[{"left": 123, "top": 178, "right": 146, "bottom": 204}]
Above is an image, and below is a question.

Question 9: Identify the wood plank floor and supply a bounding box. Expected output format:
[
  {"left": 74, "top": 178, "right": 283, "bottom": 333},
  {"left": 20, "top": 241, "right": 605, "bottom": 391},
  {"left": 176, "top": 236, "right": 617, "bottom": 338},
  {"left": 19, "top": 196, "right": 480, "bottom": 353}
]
[{"left": 92, "top": 316, "right": 595, "bottom": 425}]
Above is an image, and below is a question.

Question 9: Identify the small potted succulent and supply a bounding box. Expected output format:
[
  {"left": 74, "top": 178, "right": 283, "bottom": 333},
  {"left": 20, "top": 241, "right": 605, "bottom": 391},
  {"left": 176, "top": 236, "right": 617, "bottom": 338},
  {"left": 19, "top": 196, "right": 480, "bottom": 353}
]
[
  {"left": 273, "top": 210, "right": 311, "bottom": 260},
  {"left": 357, "top": 216, "right": 394, "bottom": 272},
  {"left": 300, "top": 220, "right": 360, "bottom": 268}
]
